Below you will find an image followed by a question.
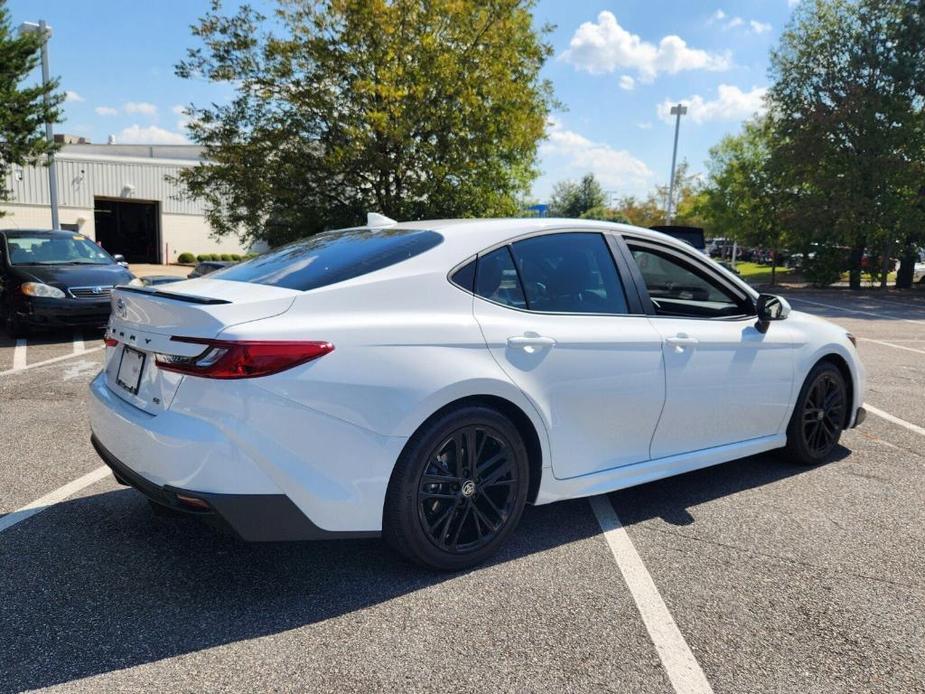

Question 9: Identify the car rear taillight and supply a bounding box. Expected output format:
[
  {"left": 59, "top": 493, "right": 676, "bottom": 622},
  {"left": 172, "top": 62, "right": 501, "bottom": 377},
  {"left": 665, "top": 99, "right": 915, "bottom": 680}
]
[
  {"left": 104, "top": 337, "right": 119, "bottom": 347},
  {"left": 155, "top": 337, "right": 334, "bottom": 379}
]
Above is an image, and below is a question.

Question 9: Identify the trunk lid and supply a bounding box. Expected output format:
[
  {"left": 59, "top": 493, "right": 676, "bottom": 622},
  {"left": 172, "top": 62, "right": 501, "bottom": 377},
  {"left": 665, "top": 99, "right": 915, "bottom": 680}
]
[{"left": 104, "top": 278, "right": 299, "bottom": 414}]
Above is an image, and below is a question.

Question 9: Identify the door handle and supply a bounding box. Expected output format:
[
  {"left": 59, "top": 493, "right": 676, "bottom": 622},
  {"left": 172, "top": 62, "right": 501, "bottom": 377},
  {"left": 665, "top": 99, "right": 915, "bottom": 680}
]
[
  {"left": 665, "top": 334, "right": 698, "bottom": 351},
  {"left": 507, "top": 334, "right": 557, "bottom": 349}
]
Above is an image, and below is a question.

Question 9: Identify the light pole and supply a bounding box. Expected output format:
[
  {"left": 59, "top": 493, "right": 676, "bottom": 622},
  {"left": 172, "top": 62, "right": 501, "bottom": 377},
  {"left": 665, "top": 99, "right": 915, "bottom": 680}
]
[
  {"left": 19, "top": 20, "right": 59, "bottom": 229},
  {"left": 665, "top": 103, "right": 687, "bottom": 225}
]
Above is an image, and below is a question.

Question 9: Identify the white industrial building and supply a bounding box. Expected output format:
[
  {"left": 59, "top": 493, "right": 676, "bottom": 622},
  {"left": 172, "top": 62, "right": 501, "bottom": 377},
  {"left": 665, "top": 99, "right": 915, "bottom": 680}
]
[{"left": 0, "top": 143, "right": 250, "bottom": 263}]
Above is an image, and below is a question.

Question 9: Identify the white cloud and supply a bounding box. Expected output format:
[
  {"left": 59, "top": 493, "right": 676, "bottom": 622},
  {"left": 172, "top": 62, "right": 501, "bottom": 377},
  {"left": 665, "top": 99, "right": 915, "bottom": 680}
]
[
  {"left": 65, "top": 90, "right": 84, "bottom": 102},
  {"left": 123, "top": 101, "right": 157, "bottom": 116},
  {"left": 117, "top": 124, "right": 187, "bottom": 145},
  {"left": 788, "top": 0, "right": 800, "bottom": 7},
  {"left": 657, "top": 84, "right": 768, "bottom": 125},
  {"left": 540, "top": 118, "right": 653, "bottom": 194},
  {"left": 560, "top": 11, "right": 730, "bottom": 82},
  {"left": 95, "top": 106, "right": 118, "bottom": 116},
  {"left": 619, "top": 75, "right": 635, "bottom": 91},
  {"left": 711, "top": 9, "right": 772, "bottom": 34}
]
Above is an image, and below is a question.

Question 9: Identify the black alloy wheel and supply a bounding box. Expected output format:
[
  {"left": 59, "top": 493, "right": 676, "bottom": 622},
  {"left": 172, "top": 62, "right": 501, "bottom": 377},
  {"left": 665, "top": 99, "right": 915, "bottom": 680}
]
[
  {"left": 801, "top": 371, "right": 846, "bottom": 456},
  {"left": 384, "top": 405, "right": 529, "bottom": 570},
  {"left": 417, "top": 426, "right": 518, "bottom": 554},
  {"left": 785, "top": 362, "right": 847, "bottom": 465}
]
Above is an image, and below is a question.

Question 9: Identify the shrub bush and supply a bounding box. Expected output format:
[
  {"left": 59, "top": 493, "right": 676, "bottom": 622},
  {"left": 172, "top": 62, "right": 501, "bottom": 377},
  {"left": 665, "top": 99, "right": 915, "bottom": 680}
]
[
  {"left": 196, "top": 254, "right": 209, "bottom": 262},
  {"left": 210, "top": 253, "right": 222, "bottom": 261},
  {"left": 177, "top": 252, "right": 196, "bottom": 264},
  {"left": 220, "top": 253, "right": 233, "bottom": 261},
  {"left": 230, "top": 254, "right": 242, "bottom": 261},
  {"left": 803, "top": 246, "right": 847, "bottom": 287}
]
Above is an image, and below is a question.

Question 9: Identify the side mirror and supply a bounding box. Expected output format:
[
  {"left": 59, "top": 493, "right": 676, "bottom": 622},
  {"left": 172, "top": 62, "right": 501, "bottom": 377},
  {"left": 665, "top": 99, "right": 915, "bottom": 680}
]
[
  {"left": 755, "top": 293, "right": 791, "bottom": 333},
  {"left": 112, "top": 253, "right": 129, "bottom": 268}
]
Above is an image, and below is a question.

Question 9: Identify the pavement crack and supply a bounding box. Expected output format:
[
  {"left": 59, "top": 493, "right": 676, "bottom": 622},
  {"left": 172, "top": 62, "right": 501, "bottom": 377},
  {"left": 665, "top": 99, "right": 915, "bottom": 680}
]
[{"left": 638, "top": 525, "right": 925, "bottom": 594}]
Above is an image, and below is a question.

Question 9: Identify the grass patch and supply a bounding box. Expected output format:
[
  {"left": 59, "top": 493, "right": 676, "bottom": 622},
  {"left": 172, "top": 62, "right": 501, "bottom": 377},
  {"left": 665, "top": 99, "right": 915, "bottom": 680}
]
[{"left": 730, "top": 261, "right": 792, "bottom": 285}]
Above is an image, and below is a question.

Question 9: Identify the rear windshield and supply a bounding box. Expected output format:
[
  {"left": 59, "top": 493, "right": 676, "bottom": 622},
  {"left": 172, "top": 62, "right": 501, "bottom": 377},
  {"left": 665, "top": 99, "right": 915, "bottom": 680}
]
[{"left": 211, "top": 228, "right": 443, "bottom": 291}]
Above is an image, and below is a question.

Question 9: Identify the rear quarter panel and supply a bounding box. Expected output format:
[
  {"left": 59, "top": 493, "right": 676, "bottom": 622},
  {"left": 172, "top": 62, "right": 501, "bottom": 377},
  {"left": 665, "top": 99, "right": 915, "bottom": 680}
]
[{"left": 219, "top": 269, "right": 552, "bottom": 469}]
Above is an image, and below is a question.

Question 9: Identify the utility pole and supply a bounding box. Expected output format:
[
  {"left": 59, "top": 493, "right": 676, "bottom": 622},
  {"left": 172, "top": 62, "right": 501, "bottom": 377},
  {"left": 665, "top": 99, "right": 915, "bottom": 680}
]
[
  {"left": 665, "top": 103, "right": 687, "bottom": 225},
  {"left": 19, "top": 20, "right": 59, "bottom": 229}
]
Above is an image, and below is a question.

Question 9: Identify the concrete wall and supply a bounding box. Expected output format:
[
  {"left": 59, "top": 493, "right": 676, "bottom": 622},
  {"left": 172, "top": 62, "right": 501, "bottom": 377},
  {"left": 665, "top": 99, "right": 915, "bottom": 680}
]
[{"left": 161, "top": 213, "right": 249, "bottom": 260}]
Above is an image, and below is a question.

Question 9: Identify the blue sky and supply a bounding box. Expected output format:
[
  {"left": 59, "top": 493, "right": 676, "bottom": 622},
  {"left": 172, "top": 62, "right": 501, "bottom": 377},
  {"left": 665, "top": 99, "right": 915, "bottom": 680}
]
[{"left": 9, "top": 0, "right": 801, "bottom": 202}]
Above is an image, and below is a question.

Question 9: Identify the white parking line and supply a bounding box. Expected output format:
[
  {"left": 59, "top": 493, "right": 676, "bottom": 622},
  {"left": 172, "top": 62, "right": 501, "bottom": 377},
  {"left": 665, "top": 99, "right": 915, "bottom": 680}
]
[
  {"left": 865, "top": 403, "right": 925, "bottom": 437},
  {"left": 0, "top": 466, "right": 110, "bottom": 534},
  {"left": 73, "top": 333, "right": 85, "bottom": 354},
  {"left": 0, "top": 345, "right": 104, "bottom": 378},
  {"left": 12, "top": 338, "right": 26, "bottom": 370},
  {"left": 788, "top": 297, "right": 925, "bottom": 325},
  {"left": 590, "top": 495, "right": 713, "bottom": 694},
  {"left": 857, "top": 337, "right": 925, "bottom": 356}
]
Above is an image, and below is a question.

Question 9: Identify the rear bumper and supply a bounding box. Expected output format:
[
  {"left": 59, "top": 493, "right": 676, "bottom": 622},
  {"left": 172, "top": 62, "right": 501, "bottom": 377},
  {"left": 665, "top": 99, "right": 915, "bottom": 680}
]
[
  {"left": 88, "top": 371, "right": 405, "bottom": 534},
  {"left": 91, "top": 434, "right": 378, "bottom": 541}
]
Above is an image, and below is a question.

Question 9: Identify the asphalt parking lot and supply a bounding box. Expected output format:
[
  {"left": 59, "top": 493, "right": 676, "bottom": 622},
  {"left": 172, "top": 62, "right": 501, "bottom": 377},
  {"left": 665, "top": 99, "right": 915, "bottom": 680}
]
[{"left": 1, "top": 289, "right": 923, "bottom": 693}]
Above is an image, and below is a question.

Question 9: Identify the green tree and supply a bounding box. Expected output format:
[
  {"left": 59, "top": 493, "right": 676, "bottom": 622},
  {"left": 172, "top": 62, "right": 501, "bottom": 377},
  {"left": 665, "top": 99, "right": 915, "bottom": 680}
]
[
  {"left": 611, "top": 194, "right": 663, "bottom": 229},
  {"left": 175, "top": 0, "right": 555, "bottom": 247},
  {"left": 579, "top": 205, "right": 627, "bottom": 223},
  {"left": 769, "top": 0, "right": 925, "bottom": 289},
  {"left": 0, "top": 1, "right": 63, "bottom": 211},
  {"left": 657, "top": 160, "right": 704, "bottom": 228},
  {"left": 547, "top": 173, "right": 606, "bottom": 218},
  {"left": 700, "top": 118, "right": 789, "bottom": 284}
]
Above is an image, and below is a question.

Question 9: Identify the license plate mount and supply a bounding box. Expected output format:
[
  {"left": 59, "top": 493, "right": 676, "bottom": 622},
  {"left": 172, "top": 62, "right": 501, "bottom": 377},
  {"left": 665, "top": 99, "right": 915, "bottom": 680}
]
[{"left": 116, "top": 346, "right": 145, "bottom": 394}]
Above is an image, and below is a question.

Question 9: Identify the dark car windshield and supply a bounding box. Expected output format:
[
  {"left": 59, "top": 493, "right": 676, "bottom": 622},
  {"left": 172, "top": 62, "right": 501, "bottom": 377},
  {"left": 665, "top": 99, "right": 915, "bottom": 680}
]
[
  {"left": 212, "top": 228, "right": 443, "bottom": 291},
  {"left": 5, "top": 233, "right": 115, "bottom": 266}
]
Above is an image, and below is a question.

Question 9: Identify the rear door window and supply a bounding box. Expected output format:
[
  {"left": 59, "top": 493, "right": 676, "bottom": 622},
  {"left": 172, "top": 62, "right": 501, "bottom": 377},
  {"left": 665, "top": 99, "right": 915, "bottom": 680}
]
[
  {"left": 212, "top": 228, "right": 443, "bottom": 291},
  {"left": 509, "top": 233, "right": 629, "bottom": 314}
]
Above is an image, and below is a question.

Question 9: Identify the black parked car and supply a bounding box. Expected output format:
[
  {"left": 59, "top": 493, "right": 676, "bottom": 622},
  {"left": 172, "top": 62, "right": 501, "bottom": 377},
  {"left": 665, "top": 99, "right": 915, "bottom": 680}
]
[
  {"left": 187, "top": 260, "right": 233, "bottom": 278},
  {"left": 0, "top": 229, "right": 138, "bottom": 337}
]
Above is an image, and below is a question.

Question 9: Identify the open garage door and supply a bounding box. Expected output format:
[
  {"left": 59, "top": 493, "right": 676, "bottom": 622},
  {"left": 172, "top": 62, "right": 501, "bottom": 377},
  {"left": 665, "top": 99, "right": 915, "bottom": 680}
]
[{"left": 94, "top": 198, "right": 160, "bottom": 263}]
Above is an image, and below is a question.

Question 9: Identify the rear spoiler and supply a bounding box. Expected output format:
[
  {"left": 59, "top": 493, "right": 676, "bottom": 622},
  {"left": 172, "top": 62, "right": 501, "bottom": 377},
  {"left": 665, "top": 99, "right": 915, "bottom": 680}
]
[{"left": 115, "top": 285, "right": 232, "bottom": 305}]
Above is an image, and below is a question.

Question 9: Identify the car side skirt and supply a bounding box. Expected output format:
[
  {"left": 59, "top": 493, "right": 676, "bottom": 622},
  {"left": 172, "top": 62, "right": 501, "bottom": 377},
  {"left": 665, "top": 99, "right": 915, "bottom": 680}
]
[{"left": 534, "top": 434, "right": 786, "bottom": 505}]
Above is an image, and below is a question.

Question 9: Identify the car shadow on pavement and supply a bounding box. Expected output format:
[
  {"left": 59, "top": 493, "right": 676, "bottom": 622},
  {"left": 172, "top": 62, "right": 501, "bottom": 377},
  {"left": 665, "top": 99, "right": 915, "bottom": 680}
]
[
  {"left": 0, "top": 448, "right": 843, "bottom": 692},
  {"left": 610, "top": 446, "right": 848, "bottom": 527}
]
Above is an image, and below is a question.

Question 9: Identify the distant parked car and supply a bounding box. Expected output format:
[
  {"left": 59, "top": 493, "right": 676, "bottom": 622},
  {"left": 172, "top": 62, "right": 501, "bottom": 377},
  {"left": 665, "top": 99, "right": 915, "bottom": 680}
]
[
  {"left": 0, "top": 228, "right": 139, "bottom": 337},
  {"left": 188, "top": 261, "right": 233, "bottom": 278},
  {"left": 141, "top": 275, "right": 184, "bottom": 287},
  {"left": 914, "top": 253, "right": 925, "bottom": 284}
]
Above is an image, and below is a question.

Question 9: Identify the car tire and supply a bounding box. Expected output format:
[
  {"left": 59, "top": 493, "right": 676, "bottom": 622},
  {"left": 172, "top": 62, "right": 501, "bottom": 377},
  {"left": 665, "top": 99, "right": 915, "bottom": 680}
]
[
  {"left": 383, "top": 405, "right": 530, "bottom": 571},
  {"left": 784, "top": 361, "right": 848, "bottom": 465}
]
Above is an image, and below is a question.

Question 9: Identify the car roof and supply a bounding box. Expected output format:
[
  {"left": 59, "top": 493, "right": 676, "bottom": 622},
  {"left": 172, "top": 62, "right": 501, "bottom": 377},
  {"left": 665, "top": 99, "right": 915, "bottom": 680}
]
[
  {"left": 0, "top": 228, "right": 84, "bottom": 238},
  {"left": 371, "top": 217, "right": 699, "bottom": 259}
]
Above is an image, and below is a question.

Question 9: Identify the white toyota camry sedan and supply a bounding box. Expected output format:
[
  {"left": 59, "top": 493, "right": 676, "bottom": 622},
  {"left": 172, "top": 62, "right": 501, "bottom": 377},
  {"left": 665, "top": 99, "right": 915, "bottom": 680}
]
[{"left": 89, "top": 217, "right": 865, "bottom": 570}]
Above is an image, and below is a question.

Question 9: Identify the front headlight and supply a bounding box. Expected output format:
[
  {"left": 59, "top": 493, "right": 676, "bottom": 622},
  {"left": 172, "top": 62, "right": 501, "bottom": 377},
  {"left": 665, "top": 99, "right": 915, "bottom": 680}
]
[
  {"left": 126, "top": 277, "right": 144, "bottom": 287},
  {"left": 21, "top": 282, "right": 66, "bottom": 299}
]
